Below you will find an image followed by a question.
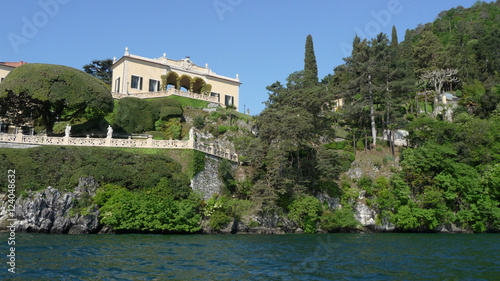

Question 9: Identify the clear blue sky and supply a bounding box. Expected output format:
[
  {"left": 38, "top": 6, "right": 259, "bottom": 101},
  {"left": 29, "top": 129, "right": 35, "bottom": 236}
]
[{"left": 1, "top": 0, "right": 479, "bottom": 115}]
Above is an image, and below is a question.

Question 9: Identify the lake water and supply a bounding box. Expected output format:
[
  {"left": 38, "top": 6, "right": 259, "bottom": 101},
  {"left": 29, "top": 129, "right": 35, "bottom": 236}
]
[{"left": 0, "top": 233, "right": 498, "bottom": 280}]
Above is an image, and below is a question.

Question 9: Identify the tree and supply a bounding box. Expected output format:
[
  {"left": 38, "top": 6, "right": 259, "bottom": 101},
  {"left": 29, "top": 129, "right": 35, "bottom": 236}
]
[
  {"left": 83, "top": 59, "right": 113, "bottom": 87},
  {"left": 304, "top": 35, "right": 319, "bottom": 88},
  {"left": 0, "top": 63, "right": 113, "bottom": 135},
  {"left": 420, "top": 69, "right": 460, "bottom": 116}
]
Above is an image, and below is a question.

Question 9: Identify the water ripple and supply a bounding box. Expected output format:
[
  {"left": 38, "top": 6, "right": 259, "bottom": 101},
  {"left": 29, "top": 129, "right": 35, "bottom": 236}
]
[{"left": 0, "top": 233, "right": 498, "bottom": 280}]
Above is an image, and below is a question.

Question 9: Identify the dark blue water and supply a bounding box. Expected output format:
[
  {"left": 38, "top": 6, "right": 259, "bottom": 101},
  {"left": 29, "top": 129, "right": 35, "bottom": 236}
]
[{"left": 0, "top": 233, "right": 498, "bottom": 280}]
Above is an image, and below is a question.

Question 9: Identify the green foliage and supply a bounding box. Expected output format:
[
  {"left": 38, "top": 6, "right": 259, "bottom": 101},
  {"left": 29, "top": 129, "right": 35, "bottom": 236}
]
[
  {"left": 209, "top": 111, "right": 223, "bottom": 122},
  {"left": 160, "top": 119, "right": 182, "bottom": 140},
  {"left": 219, "top": 159, "right": 235, "bottom": 192},
  {"left": 209, "top": 209, "right": 232, "bottom": 230},
  {"left": 304, "top": 34, "right": 319, "bottom": 88},
  {"left": 114, "top": 98, "right": 157, "bottom": 133},
  {"left": 187, "top": 150, "right": 206, "bottom": 178},
  {"left": 287, "top": 196, "right": 323, "bottom": 233},
  {"left": 218, "top": 125, "right": 227, "bottom": 134},
  {"left": 95, "top": 184, "right": 201, "bottom": 233},
  {"left": 83, "top": 59, "right": 113, "bottom": 87},
  {"left": 0, "top": 63, "right": 113, "bottom": 135},
  {"left": 193, "top": 115, "right": 205, "bottom": 130},
  {"left": 320, "top": 207, "right": 360, "bottom": 232},
  {"left": 164, "top": 96, "right": 210, "bottom": 109},
  {"left": 0, "top": 146, "right": 186, "bottom": 193},
  {"left": 358, "top": 176, "right": 373, "bottom": 196}
]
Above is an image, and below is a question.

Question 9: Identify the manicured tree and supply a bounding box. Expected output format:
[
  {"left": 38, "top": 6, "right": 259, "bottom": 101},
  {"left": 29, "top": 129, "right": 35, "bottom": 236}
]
[
  {"left": 0, "top": 63, "right": 114, "bottom": 135},
  {"left": 304, "top": 34, "right": 319, "bottom": 88}
]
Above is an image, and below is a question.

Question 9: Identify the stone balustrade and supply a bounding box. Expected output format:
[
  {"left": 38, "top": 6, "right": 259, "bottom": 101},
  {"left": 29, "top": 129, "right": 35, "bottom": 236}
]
[
  {"left": 0, "top": 133, "right": 238, "bottom": 162},
  {"left": 112, "top": 88, "right": 222, "bottom": 106}
]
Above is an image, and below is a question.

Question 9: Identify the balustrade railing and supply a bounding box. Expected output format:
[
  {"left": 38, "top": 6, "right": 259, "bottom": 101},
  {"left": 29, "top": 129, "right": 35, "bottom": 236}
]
[
  {"left": 112, "top": 88, "right": 222, "bottom": 105},
  {"left": 0, "top": 133, "right": 238, "bottom": 162}
]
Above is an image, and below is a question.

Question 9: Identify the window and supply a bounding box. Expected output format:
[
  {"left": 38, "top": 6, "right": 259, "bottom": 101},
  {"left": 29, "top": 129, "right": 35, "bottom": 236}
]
[
  {"left": 149, "top": 79, "right": 160, "bottom": 92},
  {"left": 211, "top": 92, "right": 220, "bottom": 102},
  {"left": 114, "top": 77, "right": 120, "bottom": 93},
  {"left": 131, "top": 75, "right": 143, "bottom": 90},
  {"left": 225, "top": 95, "right": 234, "bottom": 106}
]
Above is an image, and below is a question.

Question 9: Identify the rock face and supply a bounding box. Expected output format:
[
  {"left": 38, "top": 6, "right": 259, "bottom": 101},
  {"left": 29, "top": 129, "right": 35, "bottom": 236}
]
[
  {"left": 191, "top": 154, "right": 237, "bottom": 200},
  {"left": 191, "top": 155, "right": 225, "bottom": 200},
  {"left": 0, "top": 177, "right": 103, "bottom": 234}
]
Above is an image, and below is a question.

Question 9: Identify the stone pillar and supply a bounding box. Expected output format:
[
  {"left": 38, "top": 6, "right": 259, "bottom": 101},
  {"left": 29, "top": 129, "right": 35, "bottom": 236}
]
[{"left": 442, "top": 94, "right": 447, "bottom": 104}]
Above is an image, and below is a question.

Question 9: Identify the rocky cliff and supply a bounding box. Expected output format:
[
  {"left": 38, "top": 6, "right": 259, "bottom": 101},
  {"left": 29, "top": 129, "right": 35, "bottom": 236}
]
[{"left": 0, "top": 177, "right": 108, "bottom": 234}]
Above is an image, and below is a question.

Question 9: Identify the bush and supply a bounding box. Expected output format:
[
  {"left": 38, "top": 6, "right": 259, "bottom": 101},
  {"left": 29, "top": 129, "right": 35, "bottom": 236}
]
[
  {"left": 358, "top": 176, "right": 373, "bottom": 196},
  {"left": 209, "top": 209, "right": 232, "bottom": 230},
  {"left": 383, "top": 156, "right": 394, "bottom": 165},
  {"left": 209, "top": 111, "right": 222, "bottom": 122},
  {"left": 160, "top": 106, "right": 183, "bottom": 120},
  {"left": 320, "top": 207, "right": 360, "bottom": 232},
  {"left": 114, "top": 98, "right": 157, "bottom": 133},
  {"left": 287, "top": 196, "right": 323, "bottom": 233},
  {"left": 95, "top": 184, "right": 201, "bottom": 233},
  {"left": 208, "top": 125, "right": 219, "bottom": 137},
  {"left": 218, "top": 125, "right": 227, "bottom": 134},
  {"left": 193, "top": 116, "right": 205, "bottom": 130}
]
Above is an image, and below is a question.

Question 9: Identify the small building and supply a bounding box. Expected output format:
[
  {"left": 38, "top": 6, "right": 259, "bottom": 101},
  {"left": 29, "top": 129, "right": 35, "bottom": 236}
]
[
  {"left": 111, "top": 48, "right": 241, "bottom": 110},
  {"left": 0, "top": 61, "right": 27, "bottom": 83}
]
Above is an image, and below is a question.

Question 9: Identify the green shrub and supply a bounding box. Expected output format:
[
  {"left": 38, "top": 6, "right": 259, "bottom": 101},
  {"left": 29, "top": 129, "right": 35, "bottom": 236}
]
[
  {"left": 287, "top": 196, "right": 323, "bottom": 233},
  {"left": 218, "top": 125, "right": 227, "bottom": 134},
  {"left": 208, "top": 125, "right": 219, "bottom": 137},
  {"left": 248, "top": 220, "right": 259, "bottom": 228},
  {"left": 160, "top": 106, "right": 183, "bottom": 120},
  {"left": 209, "top": 209, "right": 232, "bottom": 230},
  {"left": 358, "top": 176, "right": 373, "bottom": 196},
  {"left": 383, "top": 156, "right": 394, "bottom": 165},
  {"left": 114, "top": 97, "right": 157, "bottom": 133},
  {"left": 95, "top": 184, "right": 201, "bottom": 233},
  {"left": 209, "top": 111, "right": 222, "bottom": 122},
  {"left": 161, "top": 119, "right": 182, "bottom": 140},
  {"left": 320, "top": 207, "right": 359, "bottom": 232},
  {"left": 193, "top": 116, "right": 205, "bottom": 130}
]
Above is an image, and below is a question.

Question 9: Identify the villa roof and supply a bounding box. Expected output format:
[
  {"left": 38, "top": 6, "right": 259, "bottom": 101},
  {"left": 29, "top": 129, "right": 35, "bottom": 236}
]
[{"left": 0, "top": 61, "right": 27, "bottom": 68}]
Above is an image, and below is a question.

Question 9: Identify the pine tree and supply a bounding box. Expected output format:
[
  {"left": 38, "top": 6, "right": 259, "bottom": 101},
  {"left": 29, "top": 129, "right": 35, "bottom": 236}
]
[{"left": 304, "top": 34, "right": 319, "bottom": 88}]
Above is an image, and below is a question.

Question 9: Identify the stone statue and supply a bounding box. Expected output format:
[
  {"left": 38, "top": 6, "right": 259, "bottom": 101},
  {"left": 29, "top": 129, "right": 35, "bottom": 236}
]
[
  {"left": 65, "top": 124, "right": 71, "bottom": 137},
  {"left": 107, "top": 125, "right": 113, "bottom": 138}
]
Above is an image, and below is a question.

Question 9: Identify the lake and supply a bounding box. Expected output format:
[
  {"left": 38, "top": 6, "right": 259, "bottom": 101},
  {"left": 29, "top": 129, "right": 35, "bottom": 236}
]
[{"left": 0, "top": 233, "right": 498, "bottom": 280}]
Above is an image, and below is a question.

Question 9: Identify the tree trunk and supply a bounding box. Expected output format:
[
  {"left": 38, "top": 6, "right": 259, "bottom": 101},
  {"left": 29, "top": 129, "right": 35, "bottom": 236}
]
[
  {"left": 364, "top": 133, "right": 368, "bottom": 153},
  {"left": 353, "top": 130, "right": 356, "bottom": 156},
  {"left": 391, "top": 129, "right": 395, "bottom": 157},
  {"left": 369, "top": 75, "right": 377, "bottom": 147}
]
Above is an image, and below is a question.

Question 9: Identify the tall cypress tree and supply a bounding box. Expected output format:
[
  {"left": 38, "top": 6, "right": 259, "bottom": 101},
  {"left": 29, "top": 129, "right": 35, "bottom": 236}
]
[{"left": 304, "top": 34, "right": 319, "bottom": 88}]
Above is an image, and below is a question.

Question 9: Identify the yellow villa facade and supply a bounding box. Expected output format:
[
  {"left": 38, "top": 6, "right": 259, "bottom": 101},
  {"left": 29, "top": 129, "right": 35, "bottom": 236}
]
[{"left": 111, "top": 48, "right": 241, "bottom": 110}]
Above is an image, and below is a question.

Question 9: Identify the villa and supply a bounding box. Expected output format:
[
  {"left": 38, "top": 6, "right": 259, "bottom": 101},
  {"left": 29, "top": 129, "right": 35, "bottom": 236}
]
[
  {"left": 0, "top": 61, "right": 27, "bottom": 83},
  {"left": 111, "top": 48, "right": 241, "bottom": 110}
]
